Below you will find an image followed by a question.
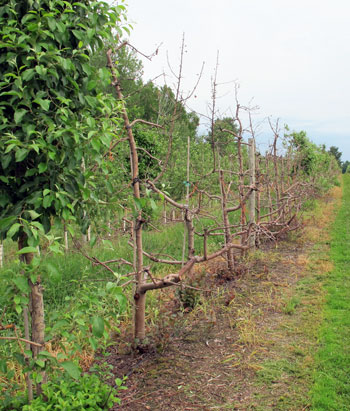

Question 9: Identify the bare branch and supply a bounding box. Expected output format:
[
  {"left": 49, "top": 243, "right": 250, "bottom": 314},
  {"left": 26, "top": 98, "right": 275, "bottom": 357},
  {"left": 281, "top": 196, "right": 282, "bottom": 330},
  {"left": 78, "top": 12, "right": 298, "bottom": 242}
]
[{"left": 0, "top": 336, "right": 43, "bottom": 347}]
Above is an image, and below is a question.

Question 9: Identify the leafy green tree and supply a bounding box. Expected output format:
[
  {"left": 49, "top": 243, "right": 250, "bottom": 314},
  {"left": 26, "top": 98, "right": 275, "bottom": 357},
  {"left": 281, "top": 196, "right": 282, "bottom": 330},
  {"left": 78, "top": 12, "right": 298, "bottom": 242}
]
[
  {"left": 328, "top": 146, "right": 342, "bottom": 168},
  {"left": 0, "top": 0, "right": 128, "bottom": 399},
  {"left": 342, "top": 160, "right": 350, "bottom": 174},
  {"left": 206, "top": 117, "right": 239, "bottom": 156}
]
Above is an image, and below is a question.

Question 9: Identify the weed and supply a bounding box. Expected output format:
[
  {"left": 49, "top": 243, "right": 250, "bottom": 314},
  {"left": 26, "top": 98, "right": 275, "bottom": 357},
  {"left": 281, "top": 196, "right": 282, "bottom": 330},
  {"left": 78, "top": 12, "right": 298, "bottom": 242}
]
[{"left": 282, "top": 296, "right": 300, "bottom": 315}]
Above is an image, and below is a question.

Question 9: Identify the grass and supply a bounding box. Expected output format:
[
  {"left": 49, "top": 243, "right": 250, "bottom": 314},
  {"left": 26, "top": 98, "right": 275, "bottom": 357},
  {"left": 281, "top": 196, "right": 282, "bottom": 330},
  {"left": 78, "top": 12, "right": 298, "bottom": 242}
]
[
  {"left": 282, "top": 295, "right": 301, "bottom": 315},
  {"left": 242, "top": 183, "right": 342, "bottom": 410},
  {"left": 311, "top": 174, "right": 350, "bottom": 410}
]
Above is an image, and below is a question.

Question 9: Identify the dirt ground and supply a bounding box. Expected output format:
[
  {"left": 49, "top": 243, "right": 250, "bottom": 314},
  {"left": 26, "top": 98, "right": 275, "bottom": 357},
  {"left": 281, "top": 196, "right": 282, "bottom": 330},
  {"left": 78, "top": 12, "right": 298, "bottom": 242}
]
[{"left": 103, "top": 189, "right": 339, "bottom": 410}]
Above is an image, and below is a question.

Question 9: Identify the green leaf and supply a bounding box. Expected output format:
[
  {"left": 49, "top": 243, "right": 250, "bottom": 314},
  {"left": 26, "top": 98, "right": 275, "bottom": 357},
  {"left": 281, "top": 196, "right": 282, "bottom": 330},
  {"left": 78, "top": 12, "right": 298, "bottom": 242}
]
[
  {"left": 7, "top": 223, "right": 21, "bottom": 239},
  {"left": 15, "top": 305, "right": 23, "bottom": 315},
  {"left": 35, "top": 373, "right": 43, "bottom": 384},
  {"left": 116, "top": 293, "right": 127, "bottom": 311},
  {"left": 87, "top": 80, "right": 97, "bottom": 91},
  {"left": 91, "top": 316, "right": 104, "bottom": 338},
  {"left": 89, "top": 234, "right": 97, "bottom": 247},
  {"left": 35, "top": 359, "right": 45, "bottom": 368},
  {"left": 14, "top": 109, "right": 27, "bottom": 124},
  {"left": 47, "top": 18, "right": 56, "bottom": 31},
  {"left": 22, "top": 68, "right": 35, "bottom": 82},
  {"left": 13, "top": 277, "right": 29, "bottom": 293},
  {"left": 38, "top": 163, "right": 47, "bottom": 173},
  {"left": 150, "top": 199, "right": 157, "bottom": 211},
  {"left": 38, "top": 350, "right": 54, "bottom": 358},
  {"left": 15, "top": 148, "right": 29, "bottom": 162},
  {"left": 43, "top": 195, "right": 53, "bottom": 208},
  {"left": 0, "top": 216, "right": 16, "bottom": 230},
  {"left": 89, "top": 336, "right": 98, "bottom": 351},
  {"left": 27, "top": 210, "right": 40, "bottom": 220},
  {"left": 34, "top": 98, "right": 51, "bottom": 111},
  {"left": 61, "top": 361, "right": 81, "bottom": 380},
  {"left": 13, "top": 353, "right": 26, "bottom": 366},
  {"left": 17, "top": 246, "right": 38, "bottom": 255},
  {"left": 35, "top": 65, "right": 47, "bottom": 76},
  {"left": 0, "top": 360, "right": 7, "bottom": 374},
  {"left": 1, "top": 154, "right": 11, "bottom": 170}
]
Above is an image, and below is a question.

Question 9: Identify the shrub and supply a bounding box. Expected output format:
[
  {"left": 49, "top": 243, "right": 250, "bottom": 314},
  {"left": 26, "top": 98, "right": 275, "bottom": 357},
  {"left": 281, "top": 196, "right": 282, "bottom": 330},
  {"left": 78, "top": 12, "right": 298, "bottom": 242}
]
[{"left": 21, "top": 373, "right": 125, "bottom": 410}]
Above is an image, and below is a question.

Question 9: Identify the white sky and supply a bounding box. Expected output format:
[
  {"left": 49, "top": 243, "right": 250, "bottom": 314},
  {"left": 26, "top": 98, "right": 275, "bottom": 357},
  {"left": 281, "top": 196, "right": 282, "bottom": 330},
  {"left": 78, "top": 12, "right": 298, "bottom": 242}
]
[{"left": 124, "top": 0, "right": 350, "bottom": 160}]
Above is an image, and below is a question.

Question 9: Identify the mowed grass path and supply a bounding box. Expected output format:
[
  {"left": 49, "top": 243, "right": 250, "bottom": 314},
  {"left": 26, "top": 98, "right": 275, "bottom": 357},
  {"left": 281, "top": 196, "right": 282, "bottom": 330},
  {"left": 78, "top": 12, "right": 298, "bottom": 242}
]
[{"left": 311, "top": 174, "right": 350, "bottom": 410}]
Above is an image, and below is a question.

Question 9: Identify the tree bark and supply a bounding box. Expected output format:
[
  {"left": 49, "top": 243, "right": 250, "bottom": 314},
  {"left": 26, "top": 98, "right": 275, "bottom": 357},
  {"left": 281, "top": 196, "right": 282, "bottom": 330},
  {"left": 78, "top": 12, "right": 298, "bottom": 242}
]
[
  {"left": 18, "top": 233, "right": 46, "bottom": 397},
  {"left": 107, "top": 49, "right": 145, "bottom": 342},
  {"left": 219, "top": 170, "right": 235, "bottom": 271}
]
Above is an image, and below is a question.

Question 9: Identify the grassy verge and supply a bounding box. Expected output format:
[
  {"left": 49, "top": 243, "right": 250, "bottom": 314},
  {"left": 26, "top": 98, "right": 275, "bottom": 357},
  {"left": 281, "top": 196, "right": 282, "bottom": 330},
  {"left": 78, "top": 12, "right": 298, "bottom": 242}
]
[
  {"left": 311, "top": 174, "right": 350, "bottom": 410},
  {"left": 241, "top": 185, "right": 341, "bottom": 410}
]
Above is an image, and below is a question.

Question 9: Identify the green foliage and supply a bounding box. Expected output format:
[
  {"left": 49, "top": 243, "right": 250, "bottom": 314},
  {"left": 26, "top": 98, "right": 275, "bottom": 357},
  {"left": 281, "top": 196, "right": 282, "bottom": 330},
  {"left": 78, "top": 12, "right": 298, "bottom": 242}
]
[
  {"left": 282, "top": 296, "right": 300, "bottom": 315},
  {"left": 342, "top": 160, "right": 350, "bottom": 174},
  {"left": 20, "top": 373, "right": 125, "bottom": 410},
  {"left": 177, "top": 286, "right": 200, "bottom": 310},
  {"left": 288, "top": 131, "right": 317, "bottom": 175},
  {"left": 206, "top": 117, "right": 239, "bottom": 156},
  {"left": 328, "top": 145, "right": 342, "bottom": 167},
  {"left": 0, "top": 0, "right": 127, "bottom": 237},
  {"left": 286, "top": 130, "right": 340, "bottom": 191}
]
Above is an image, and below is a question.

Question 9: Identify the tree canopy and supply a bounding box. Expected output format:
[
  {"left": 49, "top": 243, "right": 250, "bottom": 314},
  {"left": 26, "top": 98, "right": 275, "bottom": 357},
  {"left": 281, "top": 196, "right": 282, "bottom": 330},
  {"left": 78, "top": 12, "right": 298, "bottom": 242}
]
[{"left": 0, "top": 0, "right": 128, "bottom": 240}]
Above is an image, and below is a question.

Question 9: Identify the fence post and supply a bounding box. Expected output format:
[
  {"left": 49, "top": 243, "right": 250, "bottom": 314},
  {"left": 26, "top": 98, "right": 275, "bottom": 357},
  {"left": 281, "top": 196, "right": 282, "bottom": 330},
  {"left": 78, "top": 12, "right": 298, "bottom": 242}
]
[
  {"left": 0, "top": 239, "right": 3, "bottom": 268},
  {"left": 248, "top": 137, "right": 256, "bottom": 248}
]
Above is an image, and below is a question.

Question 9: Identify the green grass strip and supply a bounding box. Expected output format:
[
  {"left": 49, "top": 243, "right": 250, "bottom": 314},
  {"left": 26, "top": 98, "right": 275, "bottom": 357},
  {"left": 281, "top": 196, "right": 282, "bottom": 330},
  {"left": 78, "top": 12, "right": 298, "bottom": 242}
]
[{"left": 311, "top": 174, "right": 350, "bottom": 410}]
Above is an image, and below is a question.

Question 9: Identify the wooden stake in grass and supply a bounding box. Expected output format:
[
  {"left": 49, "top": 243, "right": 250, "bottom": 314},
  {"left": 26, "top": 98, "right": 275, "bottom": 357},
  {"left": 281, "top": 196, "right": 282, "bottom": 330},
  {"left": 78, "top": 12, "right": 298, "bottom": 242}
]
[{"left": 248, "top": 137, "right": 256, "bottom": 249}]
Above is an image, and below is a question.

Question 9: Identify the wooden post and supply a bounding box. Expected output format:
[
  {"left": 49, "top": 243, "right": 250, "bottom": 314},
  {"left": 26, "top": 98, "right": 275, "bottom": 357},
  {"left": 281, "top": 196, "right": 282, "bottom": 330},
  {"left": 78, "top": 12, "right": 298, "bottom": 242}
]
[
  {"left": 0, "top": 238, "right": 3, "bottom": 268},
  {"left": 248, "top": 138, "right": 256, "bottom": 248},
  {"left": 64, "top": 224, "right": 69, "bottom": 251},
  {"left": 182, "top": 136, "right": 194, "bottom": 265},
  {"left": 163, "top": 200, "right": 167, "bottom": 224}
]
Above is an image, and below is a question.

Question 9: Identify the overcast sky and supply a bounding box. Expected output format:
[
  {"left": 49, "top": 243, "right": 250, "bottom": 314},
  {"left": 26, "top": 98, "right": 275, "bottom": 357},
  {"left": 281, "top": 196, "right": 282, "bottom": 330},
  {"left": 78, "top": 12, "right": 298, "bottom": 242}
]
[{"left": 124, "top": 0, "right": 350, "bottom": 160}]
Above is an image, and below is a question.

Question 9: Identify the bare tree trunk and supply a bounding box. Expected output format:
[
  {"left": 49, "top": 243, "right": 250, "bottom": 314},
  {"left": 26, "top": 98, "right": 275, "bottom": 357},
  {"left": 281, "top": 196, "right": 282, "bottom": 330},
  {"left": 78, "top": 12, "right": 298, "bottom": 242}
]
[
  {"left": 23, "top": 305, "right": 33, "bottom": 402},
  {"left": 18, "top": 233, "right": 46, "bottom": 397},
  {"left": 107, "top": 49, "right": 145, "bottom": 342},
  {"left": 219, "top": 170, "right": 234, "bottom": 271}
]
